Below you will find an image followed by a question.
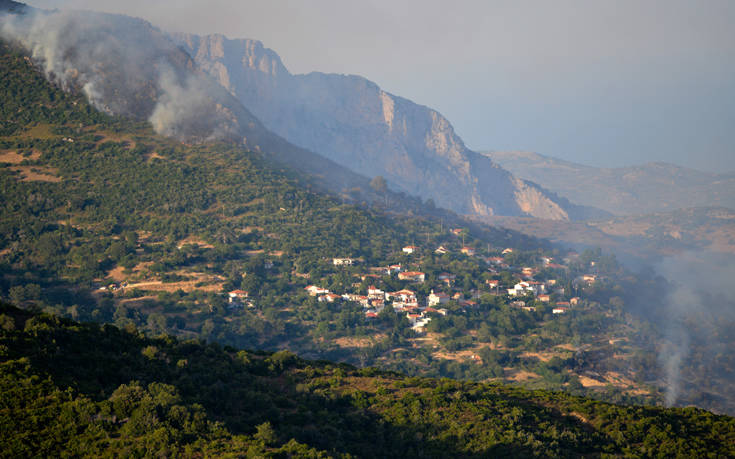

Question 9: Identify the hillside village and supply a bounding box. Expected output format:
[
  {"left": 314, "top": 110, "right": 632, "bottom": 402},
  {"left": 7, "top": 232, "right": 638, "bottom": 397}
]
[
  {"left": 0, "top": 41, "right": 670, "bottom": 409},
  {"left": 226, "top": 228, "right": 595, "bottom": 336}
]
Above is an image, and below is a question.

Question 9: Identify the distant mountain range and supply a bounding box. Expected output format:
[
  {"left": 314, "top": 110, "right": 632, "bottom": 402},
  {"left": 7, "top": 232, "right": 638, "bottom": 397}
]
[
  {"left": 484, "top": 151, "right": 735, "bottom": 216},
  {"left": 477, "top": 206, "right": 735, "bottom": 263}
]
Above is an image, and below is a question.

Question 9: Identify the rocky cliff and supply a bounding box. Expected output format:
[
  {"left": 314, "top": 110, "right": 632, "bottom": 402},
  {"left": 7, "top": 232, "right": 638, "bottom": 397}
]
[
  {"left": 0, "top": 6, "right": 416, "bottom": 204},
  {"left": 175, "top": 33, "right": 597, "bottom": 220}
]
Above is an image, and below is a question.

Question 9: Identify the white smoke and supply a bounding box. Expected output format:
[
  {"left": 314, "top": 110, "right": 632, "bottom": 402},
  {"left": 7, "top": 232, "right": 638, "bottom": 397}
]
[
  {"left": 0, "top": 10, "right": 97, "bottom": 100},
  {"left": 654, "top": 250, "right": 735, "bottom": 408},
  {"left": 0, "top": 7, "right": 239, "bottom": 141}
]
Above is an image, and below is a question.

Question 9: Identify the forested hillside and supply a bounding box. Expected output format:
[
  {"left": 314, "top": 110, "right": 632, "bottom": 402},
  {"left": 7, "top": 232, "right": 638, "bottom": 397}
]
[
  {"left": 2, "top": 304, "right": 734, "bottom": 457},
  {"left": 2, "top": 37, "right": 735, "bottom": 416}
]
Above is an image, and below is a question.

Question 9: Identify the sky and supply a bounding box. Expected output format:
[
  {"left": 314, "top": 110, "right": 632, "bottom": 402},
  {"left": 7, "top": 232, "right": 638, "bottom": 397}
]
[{"left": 26, "top": 0, "right": 735, "bottom": 172}]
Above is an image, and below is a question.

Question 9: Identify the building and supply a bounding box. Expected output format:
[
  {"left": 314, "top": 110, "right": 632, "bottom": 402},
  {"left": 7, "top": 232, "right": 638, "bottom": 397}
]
[
  {"left": 318, "top": 293, "right": 341, "bottom": 303},
  {"left": 369, "top": 266, "right": 391, "bottom": 276},
  {"left": 367, "top": 285, "right": 385, "bottom": 300},
  {"left": 228, "top": 290, "right": 249, "bottom": 303},
  {"left": 411, "top": 316, "right": 432, "bottom": 332},
  {"left": 427, "top": 290, "right": 450, "bottom": 307},
  {"left": 508, "top": 282, "right": 542, "bottom": 297},
  {"left": 438, "top": 272, "right": 456, "bottom": 284},
  {"left": 461, "top": 246, "right": 476, "bottom": 256},
  {"left": 332, "top": 257, "right": 356, "bottom": 266},
  {"left": 389, "top": 289, "right": 417, "bottom": 303},
  {"left": 434, "top": 245, "right": 449, "bottom": 254},
  {"left": 305, "top": 285, "right": 330, "bottom": 296},
  {"left": 402, "top": 245, "right": 419, "bottom": 254},
  {"left": 342, "top": 294, "right": 370, "bottom": 308},
  {"left": 398, "top": 271, "right": 425, "bottom": 283}
]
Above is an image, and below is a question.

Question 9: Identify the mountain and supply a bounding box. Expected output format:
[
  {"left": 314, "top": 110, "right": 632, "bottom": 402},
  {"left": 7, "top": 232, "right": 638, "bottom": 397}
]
[
  {"left": 478, "top": 206, "right": 735, "bottom": 269},
  {"left": 173, "top": 33, "right": 605, "bottom": 221},
  {"left": 2, "top": 303, "right": 734, "bottom": 457},
  {"left": 0, "top": 4, "right": 436, "bottom": 207},
  {"left": 484, "top": 151, "right": 735, "bottom": 216}
]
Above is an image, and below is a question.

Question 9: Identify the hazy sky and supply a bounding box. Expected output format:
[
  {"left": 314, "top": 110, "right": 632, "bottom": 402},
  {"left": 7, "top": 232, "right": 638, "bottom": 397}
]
[{"left": 27, "top": 0, "right": 735, "bottom": 172}]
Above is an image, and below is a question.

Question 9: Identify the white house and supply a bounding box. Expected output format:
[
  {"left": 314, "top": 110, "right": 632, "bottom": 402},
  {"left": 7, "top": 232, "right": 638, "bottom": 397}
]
[
  {"left": 332, "top": 257, "right": 356, "bottom": 266},
  {"left": 427, "top": 290, "right": 450, "bottom": 307},
  {"left": 388, "top": 289, "right": 417, "bottom": 303},
  {"left": 305, "top": 285, "right": 330, "bottom": 296},
  {"left": 411, "top": 316, "right": 432, "bottom": 332},
  {"left": 507, "top": 282, "right": 544, "bottom": 297},
  {"left": 228, "top": 290, "right": 249, "bottom": 303},
  {"left": 367, "top": 285, "right": 386, "bottom": 300},
  {"left": 402, "top": 245, "right": 419, "bottom": 254},
  {"left": 318, "top": 293, "right": 342, "bottom": 303}
]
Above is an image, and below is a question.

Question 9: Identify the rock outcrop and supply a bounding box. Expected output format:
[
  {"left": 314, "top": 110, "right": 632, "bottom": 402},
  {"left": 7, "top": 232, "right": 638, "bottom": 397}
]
[{"left": 175, "top": 33, "right": 590, "bottom": 220}]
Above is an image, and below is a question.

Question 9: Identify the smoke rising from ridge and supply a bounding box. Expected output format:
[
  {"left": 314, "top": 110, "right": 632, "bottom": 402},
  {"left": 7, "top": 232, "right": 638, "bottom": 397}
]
[
  {"left": 0, "top": 7, "right": 243, "bottom": 141},
  {"left": 653, "top": 250, "right": 735, "bottom": 409}
]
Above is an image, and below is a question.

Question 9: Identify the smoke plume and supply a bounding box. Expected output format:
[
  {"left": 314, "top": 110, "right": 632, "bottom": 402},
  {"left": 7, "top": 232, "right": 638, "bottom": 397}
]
[
  {"left": 0, "top": 6, "right": 242, "bottom": 141},
  {"left": 654, "top": 250, "right": 735, "bottom": 409}
]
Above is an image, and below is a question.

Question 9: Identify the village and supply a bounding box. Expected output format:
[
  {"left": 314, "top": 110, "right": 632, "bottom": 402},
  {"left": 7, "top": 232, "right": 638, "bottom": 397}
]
[{"left": 226, "top": 230, "right": 592, "bottom": 335}]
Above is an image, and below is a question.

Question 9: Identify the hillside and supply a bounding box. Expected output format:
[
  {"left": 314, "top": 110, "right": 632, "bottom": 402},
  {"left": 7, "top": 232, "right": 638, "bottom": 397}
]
[
  {"left": 2, "top": 303, "right": 734, "bottom": 457},
  {"left": 0, "top": 3, "right": 440, "bottom": 209},
  {"left": 3, "top": 30, "right": 735, "bottom": 418},
  {"left": 484, "top": 151, "right": 735, "bottom": 216},
  {"left": 173, "top": 33, "right": 606, "bottom": 221}
]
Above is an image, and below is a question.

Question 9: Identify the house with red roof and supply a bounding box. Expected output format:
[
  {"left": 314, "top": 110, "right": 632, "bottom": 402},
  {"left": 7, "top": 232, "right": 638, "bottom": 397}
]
[{"left": 398, "top": 271, "right": 425, "bottom": 283}]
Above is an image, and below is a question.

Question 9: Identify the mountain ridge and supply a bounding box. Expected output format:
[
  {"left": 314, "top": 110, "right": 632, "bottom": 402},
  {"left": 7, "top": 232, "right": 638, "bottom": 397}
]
[
  {"left": 174, "top": 32, "right": 605, "bottom": 221},
  {"left": 484, "top": 150, "right": 735, "bottom": 216},
  {"left": 0, "top": 3, "right": 606, "bottom": 221}
]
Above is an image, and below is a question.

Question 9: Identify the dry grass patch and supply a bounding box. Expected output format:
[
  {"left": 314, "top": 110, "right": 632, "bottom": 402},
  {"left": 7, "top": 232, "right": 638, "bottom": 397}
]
[
  {"left": 506, "top": 368, "right": 540, "bottom": 382},
  {"left": 177, "top": 236, "right": 214, "bottom": 249},
  {"left": 145, "top": 152, "right": 165, "bottom": 162},
  {"left": 124, "top": 279, "right": 224, "bottom": 293},
  {"left": 107, "top": 266, "right": 128, "bottom": 282},
  {"left": 555, "top": 343, "right": 577, "bottom": 351},
  {"left": 431, "top": 348, "right": 481, "bottom": 362},
  {"left": 578, "top": 374, "right": 606, "bottom": 388},
  {"left": 334, "top": 334, "right": 386, "bottom": 349},
  {"left": 10, "top": 166, "right": 60, "bottom": 182},
  {"left": 0, "top": 150, "right": 41, "bottom": 163}
]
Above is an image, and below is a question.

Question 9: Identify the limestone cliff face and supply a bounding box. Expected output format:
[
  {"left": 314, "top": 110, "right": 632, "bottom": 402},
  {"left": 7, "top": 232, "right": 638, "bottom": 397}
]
[{"left": 174, "top": 33, "right": 575, "bottom": 220}]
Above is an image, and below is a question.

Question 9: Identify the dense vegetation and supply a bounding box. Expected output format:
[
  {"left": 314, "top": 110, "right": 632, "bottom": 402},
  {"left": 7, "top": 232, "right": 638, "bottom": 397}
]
[
  {"left": 1, "top": 38, "right": 734, "bottom": 417},
  {"left": 2, "top": 303, "right": 734, "bottom": 457}
]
